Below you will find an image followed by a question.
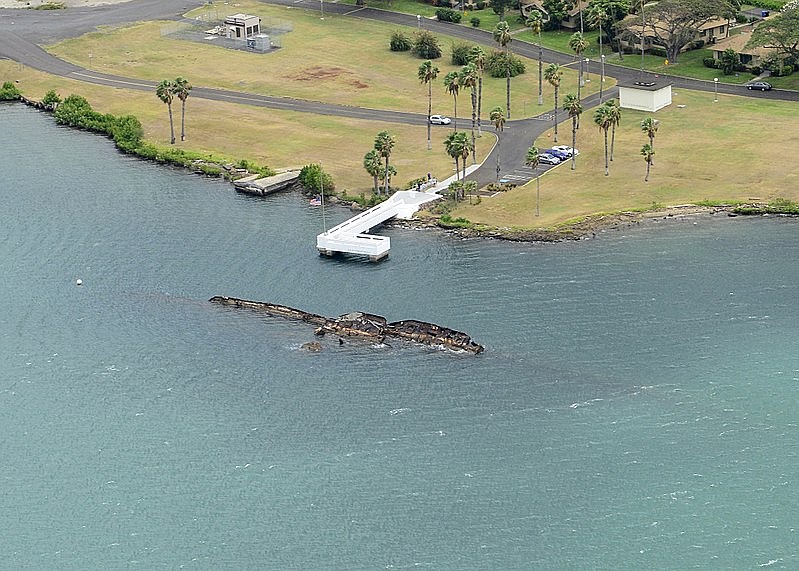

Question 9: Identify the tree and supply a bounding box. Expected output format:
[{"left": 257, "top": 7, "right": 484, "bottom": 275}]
[
  {"left": 641, "top": 117, "right": 659, "bottom": 163},
  {"left": 544, "top": 63, "right": 562, "bottom": 143},
  {"left": 563, "top": 93, "right": 583, "bottom": 170},
  {"left": 493, "top": 21, "right": 513, "bottom": 119},
  {"left": 490, "top": 106, "right": 505, "bottom": 182},
  {"left": 747, "top": 5, "right": 799, "bottom": 62},
  {"left": 171, "top": 76, "right": 192, "bottom": 142},
  {"left": 456, "top": 131, "right": 473, "bottom": 180},
  {"left": 374, "top": 131, "right": 397, "bottom": 195},
  {"left": 459, "top": 63, "right": 479, "bottom": 164},
  {"left": 594, "top": 104, "right": 612, "bottom": 176},
  {"left": 525, "top": 11, "right": 545, "bottom": 106},
  {"left": 492, "top": 0, "right": 514, "bottom": 20},
  {"left": 468, "top": 46, "right": 486, "bottom": 135},
  {"left": 155, "top": 79, "right": 176, "bottom": 144},
  {"left": 444, "top": 131, "right": 465, "bottom": 188},
  {"left": 363, "top": 149, "right": 382, "bottom": 193},
  {"left": 719, "top": 48, "right": 740, "bottom": 75},
  {"left": 443, "top": 70, "right": 461, "bottom": 130},
  {"left": 525, "top": 145, "right": 541, "bottom": 216},
  {"left": 617, "top": 0, "right": 730, "bottom": 63},
  {"left": 412, "top": 31, "right": 442, "bottom": 60},
  {"left": 418, "top": 60, "right": 440, "bottom": 150},
  {"left": 586, "top": 0, "right": 631, "bottom": 42},
  {"left": 641, "top": 143, "right": 655, "bottom": 181},
  {"left": 604, "top": 98, "right": 622, "bottom": 161},
  {"left": 568, "top": 32, "right": 588, "bottom": 98}
]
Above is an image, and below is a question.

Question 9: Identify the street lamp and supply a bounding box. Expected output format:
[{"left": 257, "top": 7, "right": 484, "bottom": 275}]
[
  {"left": 585, "top": 58, "right": 590, "bottom": 81},
  {"left": 417, "top": 14, "right": 421, "bottom": 29},
  {"left": 714, "top": 77, "right": 718, "bottom": 102}
]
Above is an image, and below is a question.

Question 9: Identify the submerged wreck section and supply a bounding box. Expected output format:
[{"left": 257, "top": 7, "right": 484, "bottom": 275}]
[{"left": 209, "top": 296, "right": 484, "bottom": 354}]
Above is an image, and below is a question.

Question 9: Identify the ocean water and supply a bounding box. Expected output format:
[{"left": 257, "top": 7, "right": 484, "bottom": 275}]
[{"left": 1, "top": 103, "right": 797, "bottom": 569}]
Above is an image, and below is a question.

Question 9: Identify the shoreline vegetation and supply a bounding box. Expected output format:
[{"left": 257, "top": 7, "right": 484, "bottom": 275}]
[{"left": 3, "top": 87, "right": 797, "bottom": 244}]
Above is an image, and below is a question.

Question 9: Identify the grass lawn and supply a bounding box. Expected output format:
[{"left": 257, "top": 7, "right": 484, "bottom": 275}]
[
  {"left": 451, "top": 89, "right": 799, "bottom": 228},
  {"left": 48, "top": 0, "right": 571, "bottom": 118}
]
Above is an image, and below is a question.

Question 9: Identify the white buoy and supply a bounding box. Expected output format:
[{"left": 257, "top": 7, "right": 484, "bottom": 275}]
[{"left": 76, "top": 279, "right": 83, "bottom": 286}]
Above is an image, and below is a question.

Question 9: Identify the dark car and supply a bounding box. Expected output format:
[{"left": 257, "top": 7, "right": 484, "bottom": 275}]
[
  {"left": 538, "top": 153, "right": 561, "bottom": 165},
  {"left": 747, "top": 81, "right": 772, "bottom": 91},
  {"left": 544, "top": 148, "right": 570, "bottom": 161}
]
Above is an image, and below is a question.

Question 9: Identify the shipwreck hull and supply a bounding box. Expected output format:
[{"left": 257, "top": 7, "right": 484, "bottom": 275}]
[{"left": 209, "top": 296, "right": 484, "bottom": 354}]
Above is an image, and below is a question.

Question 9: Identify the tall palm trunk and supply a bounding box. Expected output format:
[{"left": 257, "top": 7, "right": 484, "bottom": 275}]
[
  {"left": 645, "top": 159, "right": 651, "bottom": 182},
  {"left": 167, "top": 103, "right": 175, "bottom": 145},
  {"left": 453, "top": 95, "right": 458, "bottom": 131},
  {"left": 427, "top": 82, "right": 432, "bottom": 150},
  {"left": 384, "top": 157, "right": 390, "bottom": 195},
  {"left": 571, "top": 117, "right": 577, "bottom": 170},
  {"left": 180, "top": 99, "right": 186, "bottom": 141},
  {"left": 477, "top": 77, "right": 483, "bottom": 135},
  {"left": 610, "top": 123, "right": 617, "bottom": 161},
  {"left": 506, "top": 68, "right": 511, "bottom": 120},
  {"left": 553, "top": 87, "right": 559, "bottom": 143},
  {"left": 470, "top": 88, "right": 477, "bottom": 164},
  {"left": 538, "top": 40, "right": 543, "bottom": 106},
  {"left": 603, "top": 129, "right": 609, "bottom": 176}
]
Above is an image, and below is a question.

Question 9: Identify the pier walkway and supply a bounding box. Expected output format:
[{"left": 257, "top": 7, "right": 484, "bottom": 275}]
[{"left": 316, "top": 165, "right": 479, "bottom": 261}]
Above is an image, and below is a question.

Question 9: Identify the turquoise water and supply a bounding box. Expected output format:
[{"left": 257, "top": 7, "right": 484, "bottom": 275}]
[{"left": 1, "top": 104, "right": 797, "bottom": 569}]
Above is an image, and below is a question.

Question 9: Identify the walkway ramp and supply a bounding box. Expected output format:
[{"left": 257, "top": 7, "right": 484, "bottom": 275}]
[{"left": 316, "top": 165, "right": 479, "bottom": 261}]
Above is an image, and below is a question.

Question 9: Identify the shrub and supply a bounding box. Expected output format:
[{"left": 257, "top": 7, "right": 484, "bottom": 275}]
[
  {"left": 0, "top": 81, "right": 21, "bottom": 101},
  {"left": 476, "top": 0, "right": 485, "bottom": 8},
  {"left": 703, "top": 57, "right": 719, "bottom": 69},
  {"left": 41, "top": 89, "right": 61, "bottom": 107},
  {"left": 436, "top": 7, "right": 462, "bottom": 22},
  {"left": 451, "top": 42, "right": 472, "bottom": 65},
  {"left": 471, "top": 16, "right": 481, "bottom": 27},
  {"left": 486, "top": 51, "right": 526, "bottom": 78},
  {"left": 412, "top": 30, "right": 443, "bottom": 59},
  {"left": 390, "top": 30, "right": 411, "bottom": 52},
  {"left": 299, "top": 163, "right": 335, "bottom": 193},
  {"left": 649, "top": 46, "right": 668, "bottom": 58}
]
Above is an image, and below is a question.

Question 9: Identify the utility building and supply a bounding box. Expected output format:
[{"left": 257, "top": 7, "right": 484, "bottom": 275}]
[{"left": 224, "top": 13, "right": 261, "bottom": 40}]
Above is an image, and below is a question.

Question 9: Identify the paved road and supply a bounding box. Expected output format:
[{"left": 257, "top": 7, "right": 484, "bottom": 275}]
[{"left": 2, "top": 0, "right": 796, "bottom": 187}]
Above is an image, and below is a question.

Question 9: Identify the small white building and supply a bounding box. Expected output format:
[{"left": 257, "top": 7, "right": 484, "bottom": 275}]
[
  {"left": 224, "top": 13, "right": 261, "bottom": 40},
  {"left": 618, "top": 80, "right": 672, "bottom": 112}
]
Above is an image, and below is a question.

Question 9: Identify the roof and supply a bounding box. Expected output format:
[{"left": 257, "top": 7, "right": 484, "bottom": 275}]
[{"left": 711, "top": 30, "right": 776, "bottom": 58}]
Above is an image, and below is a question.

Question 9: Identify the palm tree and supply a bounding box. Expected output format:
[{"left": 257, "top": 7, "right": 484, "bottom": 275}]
[
  {"left": 544, "top": 64, "right": 562, "bottom": 143},
  {"left": 418, "top": 60, "right": 439, "bottom": 151},
  {"left": 525, "top": 145, "right": 541, "bottom": 216},
  {"left": 468, "top": 46, "right": 486, "bottom": 135},
  {"left": 459, "top": 63, "right": 478, "bottom": 164},
  {"left": 443, "top": 71, "right": 460, "bottom": 130},
  {"left": 373, "top": 131, "right": 396, "bottom": 195},
  {"left": 563, "top": 93, "right": 582, "bottom": 170},
  {"left": 155, "top": 79, "right": 175, "bottom": 144},
  {"left": 456, "top": 131, "right": 473, "bottom": 180},
  {"left": 569, "top": 32, "right": 588, "bottom": 99},
  {"left": 641, "top": 117, "right": 659, "bottom": 162},
  {"left": 605, "top": 98, "right": 622, "bottom": 161},
  {"left": 525, "top": 11, "right": 544, "bottom": 106},
  {"left": 493, "top": 21, "right": 512, "bottom": 119},
  {"left": 489, "top": 106, "right": 505, "bottom": 182},
  {"left": 641, "top": 143, "right": 655, "bottom": 182},
  {"left": 171, "top": 76, "right": 192, "bottom": 142},
  {"left": 587, "top": 6, "right": 607, "bottom": 101},
  {"left": 363, "top": 149, "right": 382, "bottom": 194},
  {"left": 444, "top": 131, "right": 465, "bottom": 188},
  {"left": 594, "top": 104, "right": 612, "bottom": 176}
]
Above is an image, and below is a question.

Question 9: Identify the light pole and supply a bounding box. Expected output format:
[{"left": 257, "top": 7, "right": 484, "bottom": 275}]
[
  {"left": 320, "top": 0, "right": 323, "bottom": 19},
  {"left": 600, "top": 54, "right": 605, "bottom": 102},
  {"left": 714, "top": 77, "right": 718, "bottom": 102},
  {"left": 417, "top": 14, "right": 421, "bottom": 29},
  {"left": 585, "top": 58, "right": 590, "bottom": 81}
]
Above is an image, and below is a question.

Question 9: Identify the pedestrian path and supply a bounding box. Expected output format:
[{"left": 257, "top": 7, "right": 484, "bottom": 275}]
[{"left": 316, "top": 165, "right": 479, "bottom": 261}]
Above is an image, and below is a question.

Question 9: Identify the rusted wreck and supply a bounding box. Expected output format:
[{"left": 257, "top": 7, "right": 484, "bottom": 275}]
[{"left": 209, "top": 296, "right": 484, "bottom": 354}]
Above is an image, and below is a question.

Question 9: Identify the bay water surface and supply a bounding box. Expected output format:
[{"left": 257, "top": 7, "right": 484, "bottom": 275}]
[{"left": 1, "top": 104, "right": 797, "bottom": 569}]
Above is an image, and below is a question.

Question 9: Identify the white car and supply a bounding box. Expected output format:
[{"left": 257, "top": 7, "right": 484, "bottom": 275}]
[
  {"left": 552, "top": 145, "right": 579, "bottom": 157},
  {"left": 430, "top": 114, "right": 452, "bottom": 125}
]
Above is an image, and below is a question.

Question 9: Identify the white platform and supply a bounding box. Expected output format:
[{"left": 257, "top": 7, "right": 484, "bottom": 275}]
[{"left": 316, "top": 166, "right": 479, "bottom": 260}]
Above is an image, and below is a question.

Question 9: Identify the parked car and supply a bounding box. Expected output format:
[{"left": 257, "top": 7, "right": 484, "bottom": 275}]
[
  {"left": 747, "top": 81, "right": 772, "bottom": 91},
  {"left": 538, "top": 153, "right": 561, "bottom": 165},
  {"left": 430, "top": 114, "right": 452, "bottom": 125},
  {"left": 552, "top": 145, "right": 579, "bottom": 157},
  {"left": 544, "top": 148, "right": 570, "bottom": 161}
]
